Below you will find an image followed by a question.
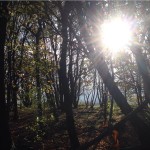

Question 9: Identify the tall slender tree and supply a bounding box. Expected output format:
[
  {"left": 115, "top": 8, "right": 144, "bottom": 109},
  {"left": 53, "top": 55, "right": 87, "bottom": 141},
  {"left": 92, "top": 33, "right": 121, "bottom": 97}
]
[{"left": 59, "top": 2, "right": 80, "bottom": 149}]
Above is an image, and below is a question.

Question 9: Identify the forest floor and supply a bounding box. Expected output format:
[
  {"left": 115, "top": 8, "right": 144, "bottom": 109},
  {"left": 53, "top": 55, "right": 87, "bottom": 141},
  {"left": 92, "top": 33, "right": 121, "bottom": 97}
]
[{"left": 9, "top": 106, "right": 141, "bottom": 150}]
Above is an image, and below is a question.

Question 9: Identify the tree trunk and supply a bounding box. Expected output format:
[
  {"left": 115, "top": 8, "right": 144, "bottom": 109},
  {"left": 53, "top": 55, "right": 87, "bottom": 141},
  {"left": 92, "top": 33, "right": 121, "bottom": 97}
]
[
  {"left": 12, "top": 86, "right": 18, "bottom": 120},
  {"left": 35, "top": 26, "right": 42, "bottom": 120},
  {"left": 76, "top": 3, "right": 132, "bottom": 115},
  {"left": 12, "top": 49, "right": 18, "bottom": 120},
  {"left": 132, "top": 47, "right": 150, "bottom": 147},
  {"left": 7, "top": 49, "right": 12, "bottom": 115},
  {"left": 75, "top": 2, "right": 150, "bottom": 147},
  {"left": 0, "top": 2, "right": 12, "bottom": 149},
  {"left": 59, "top": 2, "right": 80, "bottom": 148}
]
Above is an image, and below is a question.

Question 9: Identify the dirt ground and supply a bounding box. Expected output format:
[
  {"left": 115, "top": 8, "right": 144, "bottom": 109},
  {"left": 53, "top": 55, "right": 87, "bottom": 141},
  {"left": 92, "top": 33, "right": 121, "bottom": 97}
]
[{"left": 9, "top": 107, "right": 141, "bottom": 150}]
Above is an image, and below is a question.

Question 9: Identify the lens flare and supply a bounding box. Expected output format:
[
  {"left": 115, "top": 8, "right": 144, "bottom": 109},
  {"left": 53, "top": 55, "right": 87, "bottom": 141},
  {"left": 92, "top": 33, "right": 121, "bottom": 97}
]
[{"left": 101, "top": 18, "right": 132, "bottom": 54}]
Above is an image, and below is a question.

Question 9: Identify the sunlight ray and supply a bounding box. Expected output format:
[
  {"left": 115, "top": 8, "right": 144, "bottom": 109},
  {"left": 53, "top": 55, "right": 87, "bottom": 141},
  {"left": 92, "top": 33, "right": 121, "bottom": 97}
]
[{"left": 100, "top": 17, "right": 132, "bottom": 55}]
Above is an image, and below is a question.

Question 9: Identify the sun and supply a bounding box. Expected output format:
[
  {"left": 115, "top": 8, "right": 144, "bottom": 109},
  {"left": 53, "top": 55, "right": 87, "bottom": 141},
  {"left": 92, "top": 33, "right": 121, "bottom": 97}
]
[{"left": 101, "top": 18, "right": 132, "bottom": 54}]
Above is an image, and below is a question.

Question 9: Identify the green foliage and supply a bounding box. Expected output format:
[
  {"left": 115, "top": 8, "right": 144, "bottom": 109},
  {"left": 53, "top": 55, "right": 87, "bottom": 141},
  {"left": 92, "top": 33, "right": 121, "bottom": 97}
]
[{"left": 26, "top": 116, "right": 55, "bottom": 142}]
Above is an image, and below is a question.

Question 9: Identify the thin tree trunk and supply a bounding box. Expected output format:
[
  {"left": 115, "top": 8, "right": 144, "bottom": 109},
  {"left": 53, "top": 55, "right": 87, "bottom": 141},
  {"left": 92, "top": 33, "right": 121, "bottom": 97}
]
[
  {"left": 35, "top": 25, "right": 42, "bottom": 120},
  {"left": 7, "top": 49, "right": 12, "bottom": 115},
  {"left": 12, "top": 86, "right": 18, "bottom": 120},
  {"left": 12, "top": 49, "right": 18, "bottom": 120}
]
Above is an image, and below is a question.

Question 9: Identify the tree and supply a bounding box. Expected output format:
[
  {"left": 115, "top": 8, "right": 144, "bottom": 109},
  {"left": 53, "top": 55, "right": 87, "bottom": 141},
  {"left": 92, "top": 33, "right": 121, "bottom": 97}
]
[
  {"left": 59, "top": 2, "right": 80, "bottom": 148},
  {"left": 75, "top": 1, "right": 150, "bottom": 147},
  {"left": 0, "top": 1, "right": 12, "bottom": 149},
  {"left": 3, "top": 1, "right": 150, "bottom": 149}
]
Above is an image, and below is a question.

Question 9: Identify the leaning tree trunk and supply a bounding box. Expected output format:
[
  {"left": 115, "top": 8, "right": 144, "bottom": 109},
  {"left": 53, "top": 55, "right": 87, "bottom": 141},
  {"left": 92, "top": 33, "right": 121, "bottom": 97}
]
[
  {"left": 132, "top": 46, "right": 150, "bottom": 147},
  {"left": 0, "top": 2, "right": 12, "bottom": 149},
  {"left": 75, "top": 2, "right": 150, "bottom": 148},
  {"left": 76, "top": 3, "right": 132, "bottom": 115}
]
